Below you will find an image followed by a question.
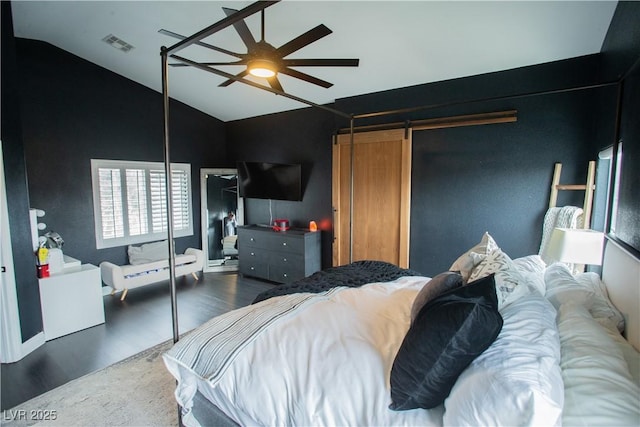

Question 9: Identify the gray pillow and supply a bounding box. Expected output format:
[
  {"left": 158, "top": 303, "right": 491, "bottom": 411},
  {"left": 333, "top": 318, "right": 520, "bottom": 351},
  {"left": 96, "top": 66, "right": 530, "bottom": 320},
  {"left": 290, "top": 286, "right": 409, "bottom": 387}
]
[
  {"left": 127, "top": 240, "right": 169, "bottom": 265},
  {"left": 410, "top": 271, "right": 464, "bottom": 323}
]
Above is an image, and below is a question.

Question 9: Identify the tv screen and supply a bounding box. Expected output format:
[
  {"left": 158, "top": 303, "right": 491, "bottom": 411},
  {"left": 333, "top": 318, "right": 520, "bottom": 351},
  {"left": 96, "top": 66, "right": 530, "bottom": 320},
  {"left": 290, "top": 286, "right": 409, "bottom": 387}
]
[{"left": 237, "top": 162, "right": 303, "bottom": 201}]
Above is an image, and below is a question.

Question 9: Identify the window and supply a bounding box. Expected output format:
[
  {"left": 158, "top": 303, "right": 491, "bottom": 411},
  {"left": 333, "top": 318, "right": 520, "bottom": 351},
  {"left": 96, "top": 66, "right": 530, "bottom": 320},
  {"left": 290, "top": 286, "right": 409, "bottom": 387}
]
[
  {"left": 609, "top": 141, "right": 623, "bottom": 235},
  {"left": 91, "top": 159, "right": 193, "bottom": 249}
]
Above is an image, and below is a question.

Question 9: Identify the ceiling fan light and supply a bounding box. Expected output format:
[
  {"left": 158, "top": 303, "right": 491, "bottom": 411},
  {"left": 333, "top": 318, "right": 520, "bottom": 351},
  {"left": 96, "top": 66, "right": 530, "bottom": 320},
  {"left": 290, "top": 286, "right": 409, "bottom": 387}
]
[{"left": 248, "top": 59, "right": 277, "bottom": 78}]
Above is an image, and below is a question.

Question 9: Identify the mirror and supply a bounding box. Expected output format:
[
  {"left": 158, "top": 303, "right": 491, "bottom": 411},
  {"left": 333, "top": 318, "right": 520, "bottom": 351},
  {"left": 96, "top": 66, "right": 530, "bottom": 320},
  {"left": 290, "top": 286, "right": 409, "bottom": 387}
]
[{"left": 200, "top": 168, "right": 244, "bottom": 272}]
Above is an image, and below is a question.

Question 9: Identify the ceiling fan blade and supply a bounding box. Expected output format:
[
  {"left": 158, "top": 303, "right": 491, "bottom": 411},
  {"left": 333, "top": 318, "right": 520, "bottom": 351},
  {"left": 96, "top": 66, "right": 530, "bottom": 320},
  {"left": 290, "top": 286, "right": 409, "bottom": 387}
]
[
  {"left": 222, "top": 7, "right": 257, "bottom": 51},
  {"left": 218, "top": 69, "right": 250, "bottom": 87},
  {"left": 276, "top": 24, "right": 332, "bottom": 58},
  {"left": 169, "top": 60, "right": 247, "bottom": 67},
  {"left": 280, "top": 67, "right": 333, "bottom": 88},
  {"left": 282, "top": 58, "right": 359, "bottom": 67},
  {"left": 158, "top": 29, "right": 244, "bottom": 59},
  {"left": 267, "top": 76, "right": 284, "bottom": 92}
]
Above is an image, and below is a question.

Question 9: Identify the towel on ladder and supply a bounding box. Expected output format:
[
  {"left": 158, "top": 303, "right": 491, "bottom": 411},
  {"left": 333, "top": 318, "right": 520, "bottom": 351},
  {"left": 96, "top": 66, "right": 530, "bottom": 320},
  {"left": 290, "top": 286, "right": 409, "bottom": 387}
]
[{"left": 539, "top": 205, "right": 584, "bottom": 266}]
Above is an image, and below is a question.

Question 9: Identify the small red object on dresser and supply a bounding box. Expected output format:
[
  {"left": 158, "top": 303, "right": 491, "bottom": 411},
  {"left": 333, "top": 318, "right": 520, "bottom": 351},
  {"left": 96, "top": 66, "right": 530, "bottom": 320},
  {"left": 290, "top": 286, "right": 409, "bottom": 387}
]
[{"left": 272, "top": 219, "right": 290, "bottom": 232}]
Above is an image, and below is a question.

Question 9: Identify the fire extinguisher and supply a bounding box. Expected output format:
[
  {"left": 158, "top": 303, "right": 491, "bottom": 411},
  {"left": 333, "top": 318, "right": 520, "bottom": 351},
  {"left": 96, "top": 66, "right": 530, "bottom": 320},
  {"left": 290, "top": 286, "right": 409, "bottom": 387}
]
[{"left": 36, "top": 245, "right": 49, "bottom": 278}]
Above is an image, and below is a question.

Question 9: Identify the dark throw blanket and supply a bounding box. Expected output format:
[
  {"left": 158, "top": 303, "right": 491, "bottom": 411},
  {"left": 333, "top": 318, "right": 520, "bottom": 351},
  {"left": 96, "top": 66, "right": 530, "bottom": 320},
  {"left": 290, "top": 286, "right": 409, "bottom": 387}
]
[{"left": 252, "top": 260, "right": 423, "bottom": 304}]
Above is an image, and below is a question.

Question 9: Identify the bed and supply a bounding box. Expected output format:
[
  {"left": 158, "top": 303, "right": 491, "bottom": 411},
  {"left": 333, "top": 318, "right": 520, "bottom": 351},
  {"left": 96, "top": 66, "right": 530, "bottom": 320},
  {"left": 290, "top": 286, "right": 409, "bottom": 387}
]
[{"left": 163, "top": 232, "right": 640, "bottom": 427}]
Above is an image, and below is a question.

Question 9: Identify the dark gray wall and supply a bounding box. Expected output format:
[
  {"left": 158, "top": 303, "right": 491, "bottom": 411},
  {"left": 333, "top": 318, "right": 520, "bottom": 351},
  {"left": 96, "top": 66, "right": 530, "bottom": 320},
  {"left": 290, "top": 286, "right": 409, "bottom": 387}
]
[
  {"left": 16, "top": 39, "right": 228, "bottom": 267},
  {"left": 408, "top": 87, "right": 614, "bottom": 274},
  {"left": 226, "top": 107, "right": 337, "bottom": 267},
  {"left": 601, "top": 1, "right": 640, "bottom": 255},
  {"left": 227, "top": 55, "right": 618, "bottom": 275},
  {"left": 613, "top": 63, "right": 640, "bottom": 253}
]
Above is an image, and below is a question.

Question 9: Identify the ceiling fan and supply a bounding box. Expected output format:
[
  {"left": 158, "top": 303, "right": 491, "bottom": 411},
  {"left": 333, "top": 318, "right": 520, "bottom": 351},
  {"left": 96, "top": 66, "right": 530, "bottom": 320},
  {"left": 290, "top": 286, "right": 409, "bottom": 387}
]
[{"left": 160, "top": 6, "right": 359, "bottom": 93}]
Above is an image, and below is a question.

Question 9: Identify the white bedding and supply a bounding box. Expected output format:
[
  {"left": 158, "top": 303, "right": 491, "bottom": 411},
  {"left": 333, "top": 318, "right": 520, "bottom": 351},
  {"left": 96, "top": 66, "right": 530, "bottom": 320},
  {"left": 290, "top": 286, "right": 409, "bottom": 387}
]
[
  {"left": 444, "top": 292, "right": 563, "bottom": 427},
  {"left": 164, "top": 268, "right": 572, "bottom": 426},
  {"left": 165, "top": 275, "right": 445, "bottom": 426},
  {"left": 163, "top": 232, "right": 640, "bottom": 427},
  {"left": 558, "top": 302, "right": 640, "bottom": 426}
]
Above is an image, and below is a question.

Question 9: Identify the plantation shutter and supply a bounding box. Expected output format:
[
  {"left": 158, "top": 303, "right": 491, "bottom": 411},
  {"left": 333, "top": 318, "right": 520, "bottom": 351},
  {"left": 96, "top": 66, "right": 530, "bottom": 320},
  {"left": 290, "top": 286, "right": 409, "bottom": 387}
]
[
  {"left": 98, "top": 168, "right": 125, "bottom": 239},
  {"left": 150, "top": 168, "right": 191, "bottom": 233},
  {"left": 92, "top": 160, "right": 193, "bottom": 249},
  {"left": 125, "top": 169, "right": 149, "bottom": 236}
]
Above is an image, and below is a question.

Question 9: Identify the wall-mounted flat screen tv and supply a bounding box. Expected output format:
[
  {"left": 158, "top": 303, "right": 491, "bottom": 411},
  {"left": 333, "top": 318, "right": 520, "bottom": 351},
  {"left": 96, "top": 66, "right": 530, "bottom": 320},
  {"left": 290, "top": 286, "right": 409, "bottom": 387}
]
[{"left": 237, "top": 161, "right": 303, "bottom": 201}]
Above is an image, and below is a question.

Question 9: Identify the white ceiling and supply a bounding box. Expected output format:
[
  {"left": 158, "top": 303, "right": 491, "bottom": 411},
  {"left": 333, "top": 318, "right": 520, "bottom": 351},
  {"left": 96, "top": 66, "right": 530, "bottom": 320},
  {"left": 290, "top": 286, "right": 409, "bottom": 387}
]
[{"left": 11, "top": 1, "right": 618, "bottom": 122}]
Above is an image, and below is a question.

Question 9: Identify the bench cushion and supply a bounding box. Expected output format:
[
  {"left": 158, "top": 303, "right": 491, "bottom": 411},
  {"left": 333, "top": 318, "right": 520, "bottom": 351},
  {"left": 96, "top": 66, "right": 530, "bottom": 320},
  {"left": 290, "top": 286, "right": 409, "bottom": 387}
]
[{"left": 121, "top": 253, "right": 197, "bottom": 278}]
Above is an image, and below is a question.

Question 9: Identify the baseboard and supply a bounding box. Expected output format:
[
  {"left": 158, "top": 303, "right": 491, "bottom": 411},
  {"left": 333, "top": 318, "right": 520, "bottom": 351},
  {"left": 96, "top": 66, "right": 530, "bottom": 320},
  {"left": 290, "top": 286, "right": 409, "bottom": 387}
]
[
  {"left": 21, "top": 332, "right": 45, "bottom": 359},
  {"left": 1, "top": 331, "right": 45, "bottom": 364}
]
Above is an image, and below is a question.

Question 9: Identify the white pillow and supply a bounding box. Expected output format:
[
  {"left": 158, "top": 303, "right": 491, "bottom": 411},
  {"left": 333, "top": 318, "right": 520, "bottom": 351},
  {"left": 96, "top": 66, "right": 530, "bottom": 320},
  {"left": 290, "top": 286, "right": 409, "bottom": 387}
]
[
  {"left": 468, "top": 248, "right": 526, "bottom": 308},
  {"left": 512, "top": 254, "right": 546, "bottom": 274},
  {"left": 449, "top": 232, "right": 499, "bottom": 282},
  {"left": 544, "top": 263, "right": 625, "bottom": 333},
  {"left": 128, "top": 240, "right": 169, "bottom": 265},
  {"left": 595, "top": 314, "right": 640, "bottom": 386},
  {"left": 443, "top": 293, "right": 564, "bottom": 427},
  {"left": 502, "top": 255, "right": 546, "bottom": 296},
  {"left": 557, "top": 301, "right": 640, "bottom": 426},
  {"left": 611, "top": 330, "right": 640, "bottom": 386}
]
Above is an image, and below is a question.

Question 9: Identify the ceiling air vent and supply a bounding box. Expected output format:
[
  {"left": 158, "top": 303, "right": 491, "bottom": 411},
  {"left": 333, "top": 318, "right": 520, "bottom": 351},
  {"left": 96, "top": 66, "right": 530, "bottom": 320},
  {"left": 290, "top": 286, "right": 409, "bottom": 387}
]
[{"left": 102, "top": 34, "right": 134, "bottom": 53}]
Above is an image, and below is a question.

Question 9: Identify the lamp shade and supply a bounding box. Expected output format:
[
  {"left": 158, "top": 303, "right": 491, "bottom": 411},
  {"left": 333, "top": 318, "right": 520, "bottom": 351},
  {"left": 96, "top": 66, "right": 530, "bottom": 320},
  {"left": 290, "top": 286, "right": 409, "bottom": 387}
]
[{"left": 546, "top": 228, "right": 604, "bottom": 265}]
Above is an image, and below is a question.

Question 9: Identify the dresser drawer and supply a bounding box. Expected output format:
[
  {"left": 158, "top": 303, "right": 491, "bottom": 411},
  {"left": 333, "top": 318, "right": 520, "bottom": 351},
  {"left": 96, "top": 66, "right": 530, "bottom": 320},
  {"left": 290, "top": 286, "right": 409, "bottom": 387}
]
[
  {"left": 241, "top": 247, "right": 269, "bottom": 262},
  {"left": 267, "top": 235, "right": 304, "bottom": 253},
  {"left": 239, "top": 261, "right": 268, "bottom": 279},
  {"left": 268, "top": 251, "right": 306, "bottom": 283},
  {"left": 269, "top": 252, "right": 304, "bottom": 268},
  {"left": 239, "top": 230, "right": 304, "bottom": 253},
  {"left": 238, "top": 231, "right": 265, "bottom": 249},
  {"left": 268, "top": 264, "right": 305, "bottom": 283}
]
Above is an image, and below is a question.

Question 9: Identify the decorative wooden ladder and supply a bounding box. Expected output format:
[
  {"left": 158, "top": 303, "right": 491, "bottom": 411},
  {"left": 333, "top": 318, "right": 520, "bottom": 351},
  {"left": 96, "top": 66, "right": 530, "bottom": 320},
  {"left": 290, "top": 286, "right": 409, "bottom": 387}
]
[{"left": 548, "top": 161, "right": 596, "bottom": 229}]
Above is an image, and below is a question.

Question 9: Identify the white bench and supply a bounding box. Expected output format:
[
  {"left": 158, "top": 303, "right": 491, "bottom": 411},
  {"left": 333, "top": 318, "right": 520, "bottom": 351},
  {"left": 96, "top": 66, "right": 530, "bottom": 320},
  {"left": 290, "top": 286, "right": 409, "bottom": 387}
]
[{"left": 100, "top": 241, "right": 204, "bottom": 300}]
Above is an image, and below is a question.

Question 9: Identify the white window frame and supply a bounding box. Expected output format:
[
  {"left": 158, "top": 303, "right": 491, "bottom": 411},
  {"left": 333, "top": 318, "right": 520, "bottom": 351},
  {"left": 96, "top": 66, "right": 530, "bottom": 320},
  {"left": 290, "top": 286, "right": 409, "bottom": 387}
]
[
  {"left": 91, "top": 159, "right": 193, "bottom": 249},
  {"left": 609, "top": 141, "right": 623, "bottom": 235}
]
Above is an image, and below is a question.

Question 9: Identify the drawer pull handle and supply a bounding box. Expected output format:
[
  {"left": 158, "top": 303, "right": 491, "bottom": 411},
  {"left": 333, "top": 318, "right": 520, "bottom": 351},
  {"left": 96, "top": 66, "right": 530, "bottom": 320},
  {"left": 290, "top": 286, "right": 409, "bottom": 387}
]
[
  {"left": 250, "top": 266, "right": 255, "bottom": 271},
  {"left": 250, "top": 237, "right": 255, "bottom": 242},
  {"left": 283, "top": 258, "right": 287, "bottom": 262},
  {"left": 282, "top": 242, "right": 287, "bottom": 246},
  {"left": 250, "top": 252, "right": 255, "bottom": 256},
  {"left": 283, "top": 273, "right": 288, "bottom": 278}
]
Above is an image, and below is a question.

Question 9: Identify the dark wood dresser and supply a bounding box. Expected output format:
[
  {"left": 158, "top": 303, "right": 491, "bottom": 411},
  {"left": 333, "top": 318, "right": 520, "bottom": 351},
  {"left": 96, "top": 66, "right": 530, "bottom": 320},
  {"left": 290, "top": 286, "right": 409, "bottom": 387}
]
[{"left": 238, "top": 225, "right": 321, "bottom": 283}]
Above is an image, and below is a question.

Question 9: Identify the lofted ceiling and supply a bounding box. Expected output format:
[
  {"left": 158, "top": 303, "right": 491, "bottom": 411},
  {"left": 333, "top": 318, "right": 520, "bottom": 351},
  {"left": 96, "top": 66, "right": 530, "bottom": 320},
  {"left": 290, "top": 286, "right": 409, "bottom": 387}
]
[{"left": 11, "top": 1, "right": 618, "bottom": 122}]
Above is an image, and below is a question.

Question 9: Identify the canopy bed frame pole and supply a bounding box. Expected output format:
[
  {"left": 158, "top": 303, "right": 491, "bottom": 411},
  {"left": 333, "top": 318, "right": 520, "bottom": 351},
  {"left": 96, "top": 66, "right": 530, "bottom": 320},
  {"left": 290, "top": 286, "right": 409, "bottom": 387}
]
[
  {"left": 159, "top": 0, "right": 352, "bottom": 349},
  {"left": 169, "top": 54, "right": 351, "bottom": 119},
  {"left": 161, "top": 47, "right": 180, "bottom": 344},
  {"left": 348, "top": 115, "right": 355, "bottom": 263}
]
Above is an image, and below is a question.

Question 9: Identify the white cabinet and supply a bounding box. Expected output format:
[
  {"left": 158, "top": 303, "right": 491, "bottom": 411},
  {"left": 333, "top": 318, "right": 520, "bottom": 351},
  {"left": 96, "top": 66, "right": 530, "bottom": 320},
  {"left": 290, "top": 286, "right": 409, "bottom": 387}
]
[{"left": 38, "top": 263, "right": 105, "bottom": 340}]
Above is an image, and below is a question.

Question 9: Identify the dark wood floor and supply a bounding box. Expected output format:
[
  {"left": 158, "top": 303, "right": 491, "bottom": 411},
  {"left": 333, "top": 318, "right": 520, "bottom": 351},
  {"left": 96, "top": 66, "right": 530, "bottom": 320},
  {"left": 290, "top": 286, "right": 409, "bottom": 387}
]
[{"left": 0, "top": 272, "right": 274, "bottom": 410}]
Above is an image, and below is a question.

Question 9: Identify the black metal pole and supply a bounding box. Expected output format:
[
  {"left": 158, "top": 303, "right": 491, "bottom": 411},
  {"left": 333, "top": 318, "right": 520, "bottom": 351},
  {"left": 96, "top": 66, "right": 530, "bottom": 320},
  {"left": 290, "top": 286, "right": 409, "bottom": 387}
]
[
  {"left": 169, "top": 54, "right": 351, "bottom": 119},
  {"left": 165, "top": 1, "right": 278, "bottom": 55},
  {"left": 349, "top": 115, "right": 354, "bottom": 263},
  {"left": 161, "top": 47, "right": 180, "bottom": 345}
]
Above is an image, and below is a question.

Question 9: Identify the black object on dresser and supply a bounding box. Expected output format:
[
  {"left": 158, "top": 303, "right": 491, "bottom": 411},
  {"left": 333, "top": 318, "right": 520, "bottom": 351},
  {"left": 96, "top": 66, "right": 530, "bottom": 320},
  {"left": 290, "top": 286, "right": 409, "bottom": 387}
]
[{"left": 238, "top": 225, "right": 321, "bottom": 283}]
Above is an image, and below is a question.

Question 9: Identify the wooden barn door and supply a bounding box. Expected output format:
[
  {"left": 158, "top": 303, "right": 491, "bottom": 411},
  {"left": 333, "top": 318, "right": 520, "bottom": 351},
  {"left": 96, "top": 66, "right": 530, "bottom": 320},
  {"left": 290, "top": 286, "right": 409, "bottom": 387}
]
[{"left": 332, "top": 129, "right": 411, "bottom": 267}]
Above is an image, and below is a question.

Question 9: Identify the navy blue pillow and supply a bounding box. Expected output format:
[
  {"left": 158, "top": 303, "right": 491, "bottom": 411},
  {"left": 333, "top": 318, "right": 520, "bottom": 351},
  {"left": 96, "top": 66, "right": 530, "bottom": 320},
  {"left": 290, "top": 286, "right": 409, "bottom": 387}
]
[{"left": 389, "top": 274, "right": 503, "bottom": 410}]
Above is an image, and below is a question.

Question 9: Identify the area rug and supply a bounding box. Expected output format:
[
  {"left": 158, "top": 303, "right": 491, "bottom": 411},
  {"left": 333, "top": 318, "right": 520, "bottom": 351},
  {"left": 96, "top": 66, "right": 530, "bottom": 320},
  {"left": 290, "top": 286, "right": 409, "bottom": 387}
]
[{"left": 1, "top": 340, "right": 179, "bottom": 427}]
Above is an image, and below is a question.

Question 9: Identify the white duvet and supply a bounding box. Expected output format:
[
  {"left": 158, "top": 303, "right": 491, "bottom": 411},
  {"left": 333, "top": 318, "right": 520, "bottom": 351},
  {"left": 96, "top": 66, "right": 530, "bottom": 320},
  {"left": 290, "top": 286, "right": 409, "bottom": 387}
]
[
  {"left": 164, "top": 273, "right": 565, "bottom": 427},
  {"left": 165, "top": 275, "right": 443, "bottom": 426}
]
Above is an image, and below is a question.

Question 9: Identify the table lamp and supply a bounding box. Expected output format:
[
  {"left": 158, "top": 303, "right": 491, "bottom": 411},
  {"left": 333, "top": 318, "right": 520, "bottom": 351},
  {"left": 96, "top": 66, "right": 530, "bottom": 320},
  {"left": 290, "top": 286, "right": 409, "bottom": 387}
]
[{"left": 546, "top": 228, "right": 605, "bottom": 269}]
